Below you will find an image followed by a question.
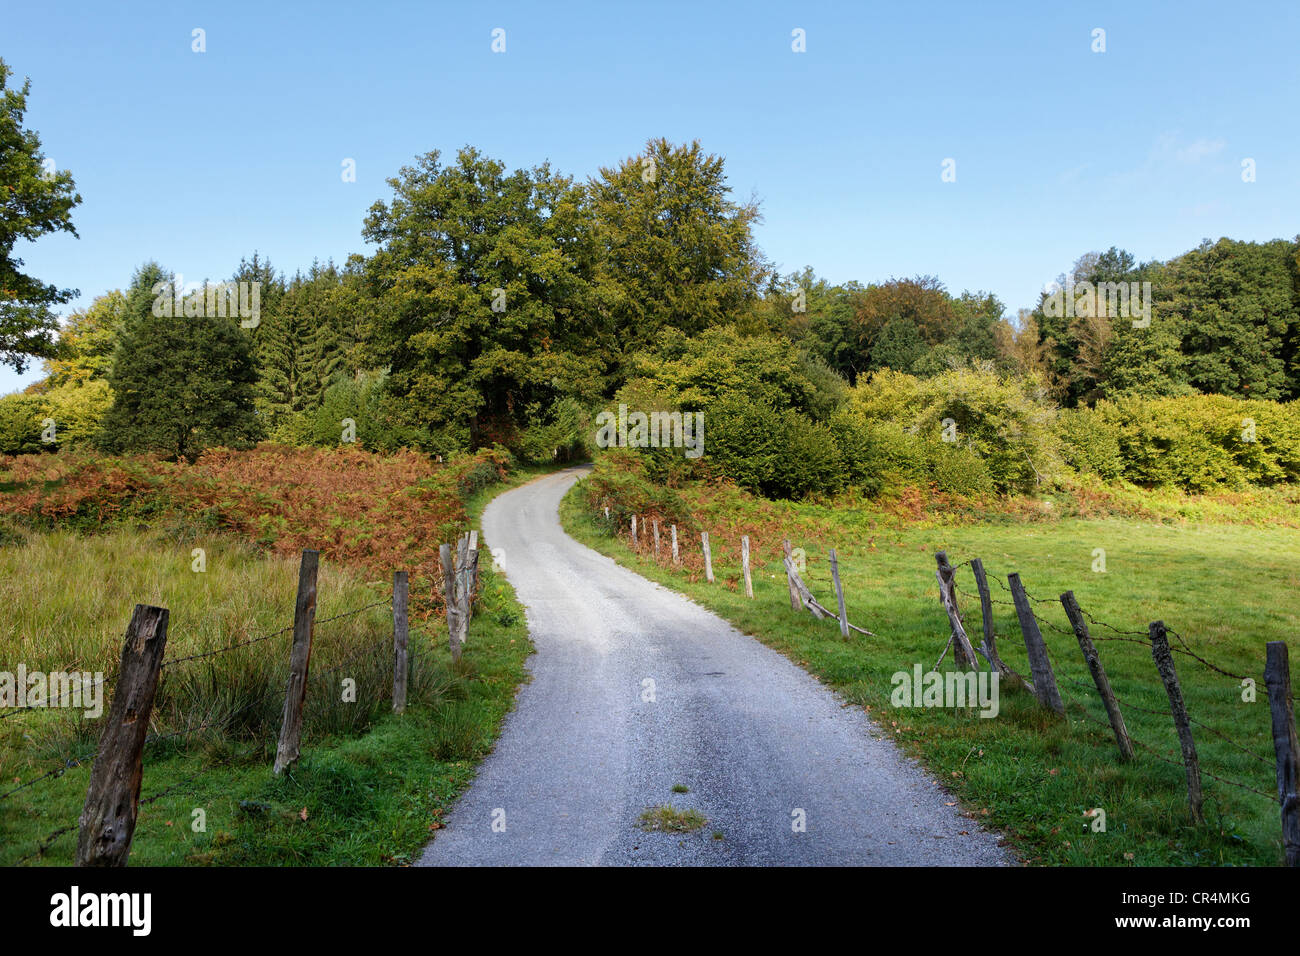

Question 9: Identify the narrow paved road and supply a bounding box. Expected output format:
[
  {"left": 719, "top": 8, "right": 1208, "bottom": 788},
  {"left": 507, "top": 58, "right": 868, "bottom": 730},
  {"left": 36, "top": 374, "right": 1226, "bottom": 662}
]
[{"left": 418, "top": 468, "right": 1012, "bottom": 866}]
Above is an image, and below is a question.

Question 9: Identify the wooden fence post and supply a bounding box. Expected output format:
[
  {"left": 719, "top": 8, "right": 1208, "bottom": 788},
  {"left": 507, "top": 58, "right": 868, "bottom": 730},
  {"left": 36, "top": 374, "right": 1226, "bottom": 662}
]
[
  {"left": 1007, "top": 571, "right": 1064, "bottom": 714},
  {"left": 274, "top": 549, "right": 318, "bottom": 774},
  {"left": 456, "top": 535, "right": 471, "bottom": 648},
  {"left": 1061, "top": 591, "right": 1133, "bottom": 760},
  {"left": 468, "top": 530, "right": 479, "bottom": 593},
  {"left": 1150, "top": 621, "right": 1204, "bottom": 824},
  {"left": 1264, "top": 641, "right": 1299, "bottom": 865},
  {"left": 969, "top": 558, "right": 1008, "bottom": 674},
  {"left": 783, "top": 539, "right": 803, "bottom": 611},
  {"left": 440, "top": 543, "right": 463, "bottom": 663},
  {"left": 935, "top": 552, "right": 980, "bottom": 671},
  {"left": 75, "top": 605, "right": 169, "bottom": 867},
  {"left": 671, "top": 524, "right": 679, "bottom": 565},
  {"left": 701, "top": 532, "right": 714, "bottom": 582},
  {"left": 631, "top": 515, "right": 638, "bottom": 549},
  {"left": 829, "top": 549, "right": 849, "bottom": 638},
  {"left": 652, "top": 519, "right": 660, "bottom": 559},
  {"left": 463, "top": 544, "right": 479, "bottom": 625},
  {"left": 392, "top": 570, "right": 409, "bottom": 715},
  {"left": 741, "top": 535, "right": 753, "bottom": 599}
]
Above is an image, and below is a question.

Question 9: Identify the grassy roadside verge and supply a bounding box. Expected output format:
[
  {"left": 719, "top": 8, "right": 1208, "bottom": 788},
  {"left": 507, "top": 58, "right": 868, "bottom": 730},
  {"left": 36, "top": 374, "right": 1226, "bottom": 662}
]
[
  {"left": 559, "top": 478, "right": 1298, "bottom": 867},
  {"left": 3, "top": 460, "right": 557, "bottom": 866}
]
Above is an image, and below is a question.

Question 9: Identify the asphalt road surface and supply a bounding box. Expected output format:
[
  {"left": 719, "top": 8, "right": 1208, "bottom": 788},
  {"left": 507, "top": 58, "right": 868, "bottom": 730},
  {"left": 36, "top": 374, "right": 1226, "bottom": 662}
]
[{"left": 417, "top": 467, "right": 1012, "bottom": 867}]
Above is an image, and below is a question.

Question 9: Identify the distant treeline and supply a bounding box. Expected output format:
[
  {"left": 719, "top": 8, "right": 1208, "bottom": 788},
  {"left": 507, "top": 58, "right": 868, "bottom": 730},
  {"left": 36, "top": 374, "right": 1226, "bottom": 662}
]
[{"left": 3, "top": 138, "right": 1298, "bottom": 500}]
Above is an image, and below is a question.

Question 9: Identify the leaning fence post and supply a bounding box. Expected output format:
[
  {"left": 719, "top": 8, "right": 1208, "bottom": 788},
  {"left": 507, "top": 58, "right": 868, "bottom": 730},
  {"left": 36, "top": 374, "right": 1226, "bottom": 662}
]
[
  {"left": 392, "top": 571, "right": 410, "bottom": 714},
  {"left": 1150, "top": 621, "right": 1204, "bottom": 824},
  {"left": 829, "top": 548, "right": 849, "bottom": 638},
  {"left": 701, "top": 531, "right": 714, "bottom": 582},
  {"left": 1007, "top": 571, "right": 1064, "bottom": 714},
  {"left": 671, "top": 524, "right": 679, "bottom": 565},
  {"left": 783, "top": 539, "right": 803, "bottom": 611},
  {"left": 935, "top": 552, "right": 980, "bottom": 671},
  {"left": 741, "top": 535, "right": 754, "bottom": 599},
  {"left": 1061, "top": 591, "right": 1133, "bottom": 760},
  {"left": 1264, "top": 641, "right": 1299, "bottom": 865},
  {"left": 274, "top": 549, "right": 319, "bottom": 774},
  {"left": 75, "top": 604, "right": 169, "bottom": 866},
  {"left": 440, "top": 543, "right": 462, "bottom": 663},
  {"left": 969, "top": 558, "right": 1007, "bottom": 673}
]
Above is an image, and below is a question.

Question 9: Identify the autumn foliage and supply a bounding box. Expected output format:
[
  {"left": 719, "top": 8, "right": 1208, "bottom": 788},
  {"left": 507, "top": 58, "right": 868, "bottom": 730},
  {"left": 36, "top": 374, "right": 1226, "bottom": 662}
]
[{"left": 0, "top": 444, "right": 513, "bottom": 617}]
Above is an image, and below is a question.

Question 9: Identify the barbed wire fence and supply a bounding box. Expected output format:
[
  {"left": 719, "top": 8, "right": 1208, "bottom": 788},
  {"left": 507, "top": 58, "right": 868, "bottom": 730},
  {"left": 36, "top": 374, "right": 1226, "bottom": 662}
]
[
  {"left": 2, "top": 539, "right": 483, "bottom": 867},
  {"left": 606, "top": 502, "right": 1298, "bottom": 866}
]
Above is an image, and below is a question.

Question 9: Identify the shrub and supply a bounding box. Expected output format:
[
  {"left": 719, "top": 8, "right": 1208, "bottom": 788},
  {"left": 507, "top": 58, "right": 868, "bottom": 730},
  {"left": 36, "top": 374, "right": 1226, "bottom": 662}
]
[
  {"left": 847, "top": 365, "right": 1059, "bottom": 494},
  {"left": 0, "top": 380, "right": 112, "bottom": 455},
  {"left": 0, "top": 393, "right": 48, "bottom": 455},
  {"left": 699, "top": 395, "right": 843, "bottom": 499},
  {"left": 1077, "top": 394, "right": 1300, "bottom": 491}
]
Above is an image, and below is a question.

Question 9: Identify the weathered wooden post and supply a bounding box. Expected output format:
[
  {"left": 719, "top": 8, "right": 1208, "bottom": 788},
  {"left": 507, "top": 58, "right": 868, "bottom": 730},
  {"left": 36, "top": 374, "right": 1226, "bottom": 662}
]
[
  {"left": 969, "top": 558, "right": 1008, "bottom": 673},
  {"left": 935, "top": 552, "right": 980, "bottom": 671},
  {"left": 468, "top": 530, "right": 479, "bottom": 593},
  {"left": 741, "top": 535, "right": 754, "bottom": 599},
  {"left": 463, "top": 542, "right": 479, "bottom": 624},
  {"left": 631, "top": 515, "right": 638, "bottom": 549},
  {"left": 455, "top": 535, "right": 471, "bottom": 648},
  {"left": 75, "top": 605, "right": 169, "bottom": 866},
  {"left": 671, "top": 524, "right": 680, "bottom": 565},
  {"left": 1061, "top": 591, "right": 1133, "bottom": 760},
  {"left": 829, "top": 549, "right": 849, "bottom": 638},
  {"left": 440, "top": 543, "right": 463, "bottom": 663},
  {"left": 1150, "top": 621, "right": 1204, "bottom": 824},
  {"left": 701, "top": 532, "right": 715, "bottom": 582},
  {"left": 1264, "top": 641, "right": 1298, "bottom": 865},
  {"left": 392, "top": 571, "right": 410, "bottom": 714},
  {"left": 274, "top": 550, "right": 319, "bottom": 774},
  {"left": 782, "top": 539, "right": 803, "bottom": 611},
  {"left": 1007, "top": 571, "right": 1064, "bottom": 714},
  {"left": 652, "top": 519, "right": 661, "bottom": 559}
]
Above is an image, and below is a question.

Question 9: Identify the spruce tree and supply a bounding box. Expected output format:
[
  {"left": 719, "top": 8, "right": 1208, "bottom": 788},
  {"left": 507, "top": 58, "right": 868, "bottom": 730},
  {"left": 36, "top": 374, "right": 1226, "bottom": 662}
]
[{"left": 98, "top": 263, "right": 260, "bottom": 458}]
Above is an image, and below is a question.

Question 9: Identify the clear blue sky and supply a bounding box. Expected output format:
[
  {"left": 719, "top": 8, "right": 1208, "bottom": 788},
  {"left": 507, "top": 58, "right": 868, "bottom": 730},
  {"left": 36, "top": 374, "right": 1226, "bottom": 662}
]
[{"left": 4, "top": 0, "right": 1298, "bottom": 394}]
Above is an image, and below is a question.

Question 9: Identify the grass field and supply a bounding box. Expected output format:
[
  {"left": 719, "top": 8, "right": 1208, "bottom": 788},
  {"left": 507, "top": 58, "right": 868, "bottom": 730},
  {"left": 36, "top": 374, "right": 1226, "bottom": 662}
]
[
  {"left": 0, "top": 450, "right": 546, "bottom": 866},
  {"left": 561, "top": 476, "right": 1300, "bottom": 866}
]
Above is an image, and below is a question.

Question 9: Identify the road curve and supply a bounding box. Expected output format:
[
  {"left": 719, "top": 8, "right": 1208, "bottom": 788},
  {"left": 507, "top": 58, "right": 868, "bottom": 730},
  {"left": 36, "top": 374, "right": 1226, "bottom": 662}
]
[{"left": 417, "top": 467, "right": 1012, "bottom": 866}]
